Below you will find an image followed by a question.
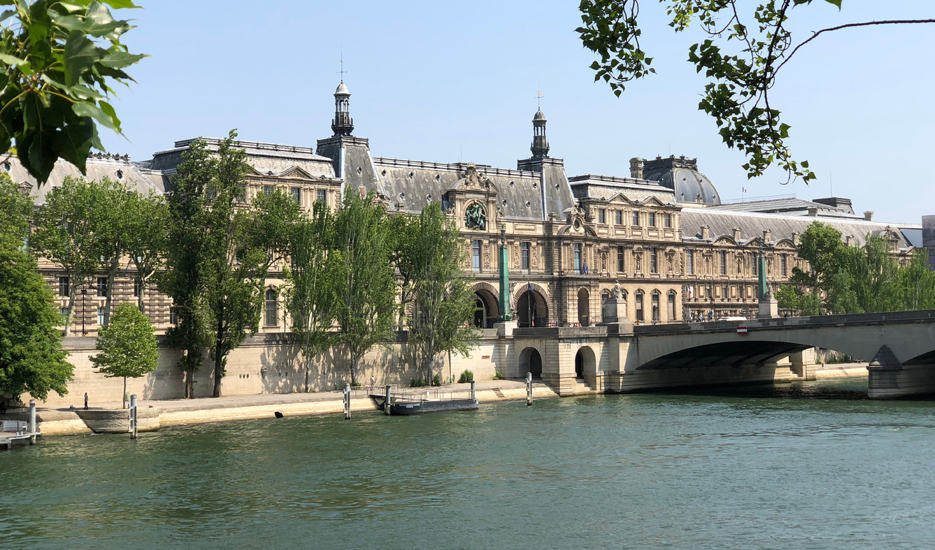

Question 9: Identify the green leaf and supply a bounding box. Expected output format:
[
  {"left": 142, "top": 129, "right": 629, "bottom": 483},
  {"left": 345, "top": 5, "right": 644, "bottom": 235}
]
[
  {"left": 53, "top": 118, "right": 94, "bottom": 174},
  {"left": 72, "top": 100, "right": 118, "bottom": 131},
  {"left": 98, "top": 50, "right": 146, "bottom": 69},
  {"left": 0, "top": 53, "right": 27, "bottom": 67},
  {"left": 64, "top": 32, "right": 101, "bottom": 86},
  {"left": 98, "top": 100, "right": 120, "bottom": 132},
  {"left": 100, "top": 0, "right": 141, "bottom": 8},
  {"left": 25, "top": 127, "right": 58, "bottom": 183}
]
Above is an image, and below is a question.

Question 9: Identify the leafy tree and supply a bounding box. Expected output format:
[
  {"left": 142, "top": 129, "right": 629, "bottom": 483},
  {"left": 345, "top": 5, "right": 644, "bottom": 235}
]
[
  {"left": 124, "top": 190, "right": 167, "bottom": 313},
  {"left": 0, "top": 0, "right": 146, "bottom": 183},
  {"left": 333, "top": 188, "right": 396, "bottom": 385},
  {"left": 90, "top": 301, "right": 157, "bottom": 408},
  {"left": 249, "top": 187, "right": 303, "bottom": 271},
  {"left": 0, "top": 234, "right": 72, "bottom": 402},
  {"left": 898, "top": 250, "right": 935, "bottom": 311},
  {"left": 407, "top": 203, "right": 480, "bottom": 384},
  {"left": 577, "top": 0, "right": 935, "bottom": 183},
  {"left": 789, "top": 221, "right": 846, "bottom": 296},
  {"left": 387, "top": 213, "right": 420, "bottom": 328},
  {"left": 287, "top": 201, "right": 338, "bottom": 392},
  {"left": 162, "top": 138, "right": 213, "bottom": 398},
  {"left": 91, "top": 177, "right": 129, "bottom": 326},
  {"left": 0, "top": 173, "right": 32, "bottom": 243},
  {"left": 31, "top": 176, "right": 100, "bottom": 336}
]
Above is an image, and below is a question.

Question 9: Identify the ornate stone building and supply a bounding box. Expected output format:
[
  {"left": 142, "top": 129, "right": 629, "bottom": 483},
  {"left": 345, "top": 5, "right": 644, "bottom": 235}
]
[{"left": 15, "top": 79, "right": 922, "bottom": 335}]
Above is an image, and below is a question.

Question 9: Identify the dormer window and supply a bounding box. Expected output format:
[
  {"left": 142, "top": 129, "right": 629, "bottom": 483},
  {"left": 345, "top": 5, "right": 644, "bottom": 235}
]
[{"left": 115, "top": 170, "right": 123, "bottom": 180}]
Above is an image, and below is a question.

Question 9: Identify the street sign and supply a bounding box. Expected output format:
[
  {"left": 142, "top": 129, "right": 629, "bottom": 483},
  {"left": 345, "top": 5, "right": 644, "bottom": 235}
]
[{"left": 737, "top": 326, "right": 748, "bottom": 335}]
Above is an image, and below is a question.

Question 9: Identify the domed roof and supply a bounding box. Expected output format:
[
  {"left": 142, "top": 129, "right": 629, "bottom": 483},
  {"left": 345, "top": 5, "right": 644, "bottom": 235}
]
[
  {"left": 641, "top": 155, "right": 721, "bottom": 206},
  {"left": 335, "top": 82, "right": 350, "bottom": 96},
  {"left": 533, "top": 109, "right": 546, "bottom": 122}
]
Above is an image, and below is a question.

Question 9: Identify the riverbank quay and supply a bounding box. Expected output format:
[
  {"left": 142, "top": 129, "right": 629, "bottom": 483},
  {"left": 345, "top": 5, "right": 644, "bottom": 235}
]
[
  {"left": 813, "top": 362, "right": 868, "bottom": 379},
  {"left": 0, "top": 380, "right": 562, "bottom": 436}
]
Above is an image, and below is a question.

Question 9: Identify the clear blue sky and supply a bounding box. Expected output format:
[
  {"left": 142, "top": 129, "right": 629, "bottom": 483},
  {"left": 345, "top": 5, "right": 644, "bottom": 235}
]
[{"left": 103, "top": 0, "right": 934, "bottom": 224}]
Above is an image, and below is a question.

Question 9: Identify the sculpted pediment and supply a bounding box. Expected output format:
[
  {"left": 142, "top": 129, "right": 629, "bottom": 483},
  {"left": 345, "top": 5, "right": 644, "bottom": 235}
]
[{"left": 452, "top": 163, "right": 500, "bottom": 195}]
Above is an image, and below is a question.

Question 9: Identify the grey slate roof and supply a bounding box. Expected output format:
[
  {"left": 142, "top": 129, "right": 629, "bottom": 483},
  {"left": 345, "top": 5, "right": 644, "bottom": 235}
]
[
  {"left": 150, "top": 138, "right": 336, "bottom": 178},
  {"left": 712, "top": 196, "right": 860, "bottom": 218},
  {"left": 642, "top": 155, "right": 721, "bottom": 205},
  {"left": 569, "top": 173, "right": 676, "bottom": 204},
  {"left": 681, "top": 207, "right": 920, "bottom": 249}
]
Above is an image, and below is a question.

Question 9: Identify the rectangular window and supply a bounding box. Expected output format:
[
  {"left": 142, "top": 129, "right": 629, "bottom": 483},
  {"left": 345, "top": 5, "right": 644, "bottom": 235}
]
[
  {"left": 617, "top": 246, "right": 624, "bottom": 272},
  {"left": 632, "top": 211, "right": 640, "bottom": 226},
  {"left": 317, "top": 189, "right": 326, "bottom": 203},
  {"left": 667, "top": 293, "right": 676, "bottom": 320},
  {"left": 720, "top": 251, "right": 727, "bottom": 275},
  {"left": 169, "top": 307, "right": 178, "bottom": 326},
  {"left": 649, "top": 212, "right": 656, "bottom": 227},
  {"left": 598, "top": 209, "right": 606, "bottom": 224},
  {"left": 521, "top": 242, "right": 530, "bottom": 270},
  {"left": 59, "top": 276, "right": 69, "bottom": 297},
  {"left": 686, "top": 250, "right": 694, "bottom": 275},
  {"left": 781, "top": 254, "right": 788, "bottom": 277},
  {"left": 472, "top": 240, "right": 482, "bottom": 271},
  {"left": 665, "top": 213, "right": 672, "bottom": 228},
  {"left": 574, "top": 243, "right": 582, "bottom": 272},
  {"left": 290, "top": 187, "right": 301, "bottom": 204},
  {"left": 263, "top": 185, "right": 272, "bottom": 195},
  {"left": 652, "top": 294, "right": 659, "bottom": 321},
  {"left": 615, "top": 210, "right": 623, "bottom": 225},
  {"left": 97, "top": 277, "right": 108, "bottom": 298},
  {"left": 97, "top": 307, "right": 106, "bottom": 326},
  {"left": 133, "top": 277, "right": 141, "bottom": 298},
  {"left": 650, "top": 247, "right": 658, "bottom": 274},
  {"left": 752, "top": 253, "right": 758, "bottom": 276},
  {"left": 265, "top": 292, "right": 278, "bottom": 327},
  {"left": 723, "top": 285, "right": 730, "bottom": 300},
  {"left": 636, "top": 293, "right": 644, "bottom": 322}
]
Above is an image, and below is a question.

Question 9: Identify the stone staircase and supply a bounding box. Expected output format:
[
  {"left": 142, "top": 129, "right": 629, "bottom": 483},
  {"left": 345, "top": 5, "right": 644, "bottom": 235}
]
[{"left": 573, "top": 378, "right": 595, "bottom": 395}]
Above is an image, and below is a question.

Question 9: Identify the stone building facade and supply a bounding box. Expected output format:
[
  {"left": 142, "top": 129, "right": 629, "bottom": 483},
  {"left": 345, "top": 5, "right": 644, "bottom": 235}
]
[{"left": 15, "top": 79, "right": 922, "bottom": 336}]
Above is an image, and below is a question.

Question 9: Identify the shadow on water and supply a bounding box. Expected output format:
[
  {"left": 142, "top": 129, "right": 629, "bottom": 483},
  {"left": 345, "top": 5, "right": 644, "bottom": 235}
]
[{"left": 645, "top": 378, "right": 873, "bottom": 401}]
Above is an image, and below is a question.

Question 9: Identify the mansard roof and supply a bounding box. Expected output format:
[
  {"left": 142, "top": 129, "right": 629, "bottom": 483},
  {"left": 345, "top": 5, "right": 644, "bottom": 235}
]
[
  {"left": 569, "top": 173, "right": 676, "bottom": 204},
  {"left": 149, "top": 138, "right": 335, "bottom": 178},
  {"left": 711, "top": 195, "right": 862, "bottom": 218}
]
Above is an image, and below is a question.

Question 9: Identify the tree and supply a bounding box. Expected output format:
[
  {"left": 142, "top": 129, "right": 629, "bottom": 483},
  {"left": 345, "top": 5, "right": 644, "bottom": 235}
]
[
  {"left": 790, "top": 221, "right": 846, "bottom": 296},
  {"left": 406, "top": 203, "right": 480, "bottom": 384},
  {"left": 89, "top": 301, "right": 157, "bottom": 409},
  {"left": 0, "top": 234, "right": 72, "bottom": 402},
  {"left": 92, "top": 177, "right": 130, "bottom": 327},
  {"left": 162, "top": 138, "right": 213, "bottom": 398},
  {"left": 577, "top": 0, "right": 935, "bottom": 184},
  {"left": 0, "top": 0, "right": 147, "bottom": 183},
  {"left": 31, "top": 176, "right": 101, "bottom": 336},
  {"left": 287, "top": 201, "right": 338, "bottom": 392},
  {"left": 333, "top": 188, "right": 397, "bottom": 385},
  {"left": 0, "top": 173, "right": 32, "bottom": 243},
  {"left": 388, "top": 213, "right": 420, "bottom": 328},
  {"left": 124, "top": 190, "right": 167, "bottom": 313}
]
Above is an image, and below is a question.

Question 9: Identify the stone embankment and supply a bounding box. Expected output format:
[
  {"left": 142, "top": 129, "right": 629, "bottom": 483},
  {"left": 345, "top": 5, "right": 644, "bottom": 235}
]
[
  {"left": 4, "top": 380, "right": 564, "bottom": 436},
  {"left": 812, "top": 362, "right": 868, "bottom": 379}
]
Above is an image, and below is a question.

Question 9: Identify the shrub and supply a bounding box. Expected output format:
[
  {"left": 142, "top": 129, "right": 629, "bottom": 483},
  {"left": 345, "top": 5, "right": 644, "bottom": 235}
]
[
  {"left": 458, "top": 370, "right": 474, "bottom": 383},
  {"left": 409, "top": 378, "right": 427, "bottom": 388},
  {"left": 432, "top": 374, "right": 442, "bottom": 387},
  {"left": 492, "top": 371, "right": 504, "bottom": 380}
]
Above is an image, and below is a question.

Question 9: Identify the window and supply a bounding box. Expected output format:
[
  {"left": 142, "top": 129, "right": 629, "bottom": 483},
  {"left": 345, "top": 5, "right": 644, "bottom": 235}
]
[
  {"left": 133, "top": 277, "right": 141, "bottom": 298},
  {"left": 650, "top": 247, "right": 658, "bottom": 274},
  {"left": 97, "top": 307, "right": 106, "bottom": 326},
  {"left": 781, "top": 255, "right": 788, "bottom": 277},
  {"left": 665, "top": 213, "right": 672, "bottom": 228},
  {"left": 686, "top": 250, "right": 694, "bottom": 275},
  {"left": 169, "top": 307, "right": 178, "bottom": 325},
  {"left": 632, "top": 211, "right": 640, "bottom": 226},
  {"left": 598, "top": 209, "right": 606, "bottom": 224},
  {"left": 265, "top": 289, "right": 278, "bottom": 327},
  {"left": 290, "top": 187, "right": 301, "bottom": 204},
  {"left": 720, "top": 251, "right": 727, "bottom": 275},
  {"left": 752, "top": 252, "right": 758, "bottom": 276},
  {"left": 649, "top": 212, "right": 656, "bottom": 227},
  {"left": 574, "top": 243, "right": 582, "bottom": 272},
  {"left": 652, "top": 293, "right": 660, "bottom": 321},
  {"left": 617, "top": 246, "right": 624, "bottom": 272},
  {"left": 317, "top": 189, "right": 326, "bottom": 203},
  {"left": 667, "top": 292, "right": 676, "bottom": 320},
  {"left": 723, "top": 285, "right": 730, "bottom": 300},
  {"left": 615, "top": 210, "right": 623, "bottom": 225},
  {"left": 521, "top": 242, "right": 530, "bottom": 270},
  {"left": 263, "top": 185, "right": 272, "bottom": 195},
  {"left": 97, "top": 277, "right": 108, "bottom": 298},
  {"left": 59, "top": 276, "right": 69, "bottom": 297},
  {"left": 635, "top": 292, "right": 644, "bottom": 322},
  {"left": 472, "top": 240, "right": 482, "bottom": 271}
]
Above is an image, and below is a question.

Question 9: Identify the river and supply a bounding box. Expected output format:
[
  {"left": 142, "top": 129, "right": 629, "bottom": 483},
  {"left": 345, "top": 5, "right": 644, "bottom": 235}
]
[{"left": 2, "top": 378, "right": 934, "bottom": 549}]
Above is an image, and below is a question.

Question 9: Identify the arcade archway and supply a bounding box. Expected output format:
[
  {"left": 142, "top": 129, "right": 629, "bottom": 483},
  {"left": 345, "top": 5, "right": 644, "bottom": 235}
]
[
  {"left": 574, "top": 346, "right": 596, "bottom": 379},
  {"left": 519, "top": 347, "right": 543, "bottom": 379},
  {"left": 577, "top": 288, "right": 590, "bottom": 327},
  {"left": 517, "top": 290, "right": 549, "bottom": 327},
  {"left": 473, "top": 288, "right": 499, "bottom": 328}
]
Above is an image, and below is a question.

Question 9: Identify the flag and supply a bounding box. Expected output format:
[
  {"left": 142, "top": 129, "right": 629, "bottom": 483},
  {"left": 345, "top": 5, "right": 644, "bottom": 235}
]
[
  {"left": 528, "top": 282, "right": 534, "bottom": 293},
  {"left": 743, "top": 187, "right": 747, "bottom": 194}
]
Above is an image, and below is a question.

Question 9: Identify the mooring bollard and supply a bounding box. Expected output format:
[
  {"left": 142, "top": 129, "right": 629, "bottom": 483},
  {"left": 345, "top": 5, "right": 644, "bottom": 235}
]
[
  {"left": 129, "top": 394, "right": 138, "bottom": 439},
  {"left": 29, "top": 399, "right": 36, "bottom": 444},
  {"left": 344, "top": 383, "right": 351, "bottom": 420},
  {"left": 384, "top": 385, "right": 392, "bottom": 416},
  {"left": 527, "top": 372, "right": 533, "bottom": 406},
  {"left": 470, "top": 381, "right": 476, "bottom": 402}
]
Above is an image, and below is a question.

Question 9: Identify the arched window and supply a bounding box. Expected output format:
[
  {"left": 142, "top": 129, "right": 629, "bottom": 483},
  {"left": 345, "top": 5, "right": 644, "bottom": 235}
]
[
  {"left": 651, "top": 291, "right": 660, "bottom": 322},
  {"left": 635, "top": 291, "right": 644, "bottom": 322},
  {"left": 667, "top": 291, "right": 677, "bottom": 321},
  {"left": 265, "top": 289, "right": 278, "bottom": 327}
]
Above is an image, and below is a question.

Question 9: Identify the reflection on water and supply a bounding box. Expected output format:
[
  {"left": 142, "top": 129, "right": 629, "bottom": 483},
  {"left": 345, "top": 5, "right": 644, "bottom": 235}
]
[{"left": 2, "top": 378, "right": 934, "bottom": 550}]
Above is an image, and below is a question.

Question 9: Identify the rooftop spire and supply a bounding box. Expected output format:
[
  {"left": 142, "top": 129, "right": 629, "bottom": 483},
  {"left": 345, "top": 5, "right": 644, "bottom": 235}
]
[
  {"left": 331, "top": 56, "right": 354, "bottom": 136},
  {"left": 530, "top": 90, "right": 549, "bottom": 158}
]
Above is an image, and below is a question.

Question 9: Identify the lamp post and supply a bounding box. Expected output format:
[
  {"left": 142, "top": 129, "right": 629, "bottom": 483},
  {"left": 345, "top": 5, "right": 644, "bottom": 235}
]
[{"left": 80, "top": 288, "right": 87, "bottom": 336}]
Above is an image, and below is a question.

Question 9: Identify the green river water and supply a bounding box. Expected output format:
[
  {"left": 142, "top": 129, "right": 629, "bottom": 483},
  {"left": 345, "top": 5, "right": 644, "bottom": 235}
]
[{"left": 2, "top": 378, "right": 934, "bottom": 549}]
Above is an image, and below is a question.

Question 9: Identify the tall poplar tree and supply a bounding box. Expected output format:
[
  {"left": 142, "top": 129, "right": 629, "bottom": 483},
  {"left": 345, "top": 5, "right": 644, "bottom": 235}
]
[
  {"left": 93, "top": 177, "right": 130, "bottom": 327},
  {"left": 125, "top": 190, "right": 168, "bottom": 312},
  {"left": 333, "top": 189, "right": 396, "bottom": 385}
]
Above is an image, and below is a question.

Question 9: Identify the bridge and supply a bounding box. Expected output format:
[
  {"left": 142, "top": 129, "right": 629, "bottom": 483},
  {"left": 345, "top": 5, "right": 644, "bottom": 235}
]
[{"left": 497, "top": 311, "right": 935, "bottom": 399}]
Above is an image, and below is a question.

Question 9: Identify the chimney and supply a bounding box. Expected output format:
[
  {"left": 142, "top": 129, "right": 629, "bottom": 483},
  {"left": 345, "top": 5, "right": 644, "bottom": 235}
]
[
  {"left": 629, "top": 157, "right": 643, "bottom": 179},
  {"left": 763, "top": 229, "right": 771, "bottom": 245},
  {"left": 807, "top": 206, "right": 818, "bottom": 217},
  {"left": 845, "top": 235, "right": 853, "bottom": 247},
  {"left": 864, "top": 211, "right": 874, "bottom": 221},
  {"left": 792, "top": 231, "right": 799, "bottom": 245},
  {"left": 701, "top": 225, "right": 709, "bottom": 240},
  {"left": 732, "top": 227, "right": 741, "bottom": 241}
]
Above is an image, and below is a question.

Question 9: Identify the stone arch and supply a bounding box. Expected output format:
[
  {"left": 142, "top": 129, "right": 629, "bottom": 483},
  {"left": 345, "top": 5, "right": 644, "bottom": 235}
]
[
  {"left": 471, "top": 282, "right": 500, "bottom": 328},
  {"left": 512, "top": 282, "right": 551, "bottom": 327},
  {"left": 574, "top": 345, "right": 597, "bottom": 379},
  {"left": 577, "top": 287, "right": 590, "bottom": 326},
  {"left": 519, "top": 346, "right": 544, "bottom": 379}
]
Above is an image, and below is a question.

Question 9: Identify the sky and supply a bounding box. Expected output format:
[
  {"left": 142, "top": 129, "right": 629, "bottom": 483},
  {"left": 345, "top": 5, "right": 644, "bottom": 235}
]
[{"left": 102, "top": 0, "right": 934, "bottom": 224}]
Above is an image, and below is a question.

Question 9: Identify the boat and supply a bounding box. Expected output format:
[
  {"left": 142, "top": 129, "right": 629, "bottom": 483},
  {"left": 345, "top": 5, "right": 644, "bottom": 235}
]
[{"left": 389, "top": 398, "right": 478, "bottom": 415}]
